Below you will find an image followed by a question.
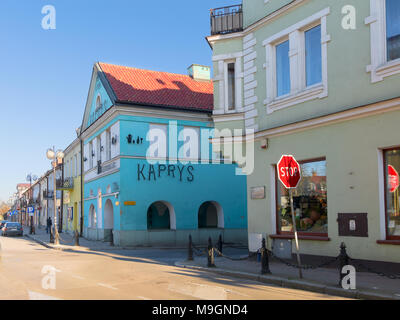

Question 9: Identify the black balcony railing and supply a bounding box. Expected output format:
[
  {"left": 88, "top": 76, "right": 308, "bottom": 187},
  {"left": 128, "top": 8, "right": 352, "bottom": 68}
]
[
  {"left": 210, "top": 4, "right": 243, "bottom": 35},
  {"left": 56, "top": 177, "right": 74, "bottom": 190},
  {"left": 43, "top": 190, "right": 53, "bottom": 199}
]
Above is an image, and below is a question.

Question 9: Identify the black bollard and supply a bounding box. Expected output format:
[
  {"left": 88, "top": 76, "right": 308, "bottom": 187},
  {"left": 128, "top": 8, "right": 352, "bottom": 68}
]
[
  {"left": 74, "top": 230, "right": 80, "bottom": 246},
  {"left": 207, "top": 237, "right": 215, "bottom": 267},
  {"left": 188, "top": 235, "right": 193, "bottom": 261},
  {"left": 110, "top": 230, "right": 114, "bottom": 246},
  {"left": 261, "top": 238, "right": 271, "bottom": 274},
  {"left": 217, "top": 234, "right": 223, "bottom": 254},
  {"left": 339, "top": 242, "right": 349, "bottom": 286},
  {"left": 50, "top": 228, "right": 54, "bottom": 244}
]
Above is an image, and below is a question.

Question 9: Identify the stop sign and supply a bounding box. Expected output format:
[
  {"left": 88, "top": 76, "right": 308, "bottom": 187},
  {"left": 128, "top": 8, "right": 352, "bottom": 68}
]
[
  {"left": 277, "top": 155, "right": 301, "bottom": 189},
  {"left": 388, "top": 165, "right": 399, "bottom": 193}
]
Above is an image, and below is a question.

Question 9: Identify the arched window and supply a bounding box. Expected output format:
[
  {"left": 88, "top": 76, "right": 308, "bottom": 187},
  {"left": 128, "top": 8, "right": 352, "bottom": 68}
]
[
  {"left": 96, "top": 95, "right": 101, "bottom": 110},
  {"left": 104, "top": 199, "right": 114, "bottom": 229},
  {"left": 198, "top": 201, "right": 224, "bottom": 228},
  {"left": 147, "top": 201, "right": 175, "bottom": 230},
  {"left": 89, "top": 204, "right": 96, "bottom": 228}
]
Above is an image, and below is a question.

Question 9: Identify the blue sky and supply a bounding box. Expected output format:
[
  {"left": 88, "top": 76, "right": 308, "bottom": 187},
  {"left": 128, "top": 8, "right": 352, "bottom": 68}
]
[{"left": 0, "top": 0, "right": 234, "bottom": 202}]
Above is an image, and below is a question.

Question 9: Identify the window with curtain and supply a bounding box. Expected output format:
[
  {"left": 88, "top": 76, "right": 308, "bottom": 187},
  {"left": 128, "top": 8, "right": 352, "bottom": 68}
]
[
  {"left": 386, "top": 0, "right": 400, "bottom": 61},
  {"left": 305, "top": 25, "right": 322, "bottom": 87},
  {"left": 276, "top": 40, "right": 291, "bottom": 97}
]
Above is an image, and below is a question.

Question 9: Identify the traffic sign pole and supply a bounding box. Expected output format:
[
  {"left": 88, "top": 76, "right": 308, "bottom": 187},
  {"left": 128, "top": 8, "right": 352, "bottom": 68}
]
[
  {"left": 277, "top": 155, "right": 303, "bottom": 279},
  {"left": 289, "top": 189, "right": 303, "bottom": 279}
]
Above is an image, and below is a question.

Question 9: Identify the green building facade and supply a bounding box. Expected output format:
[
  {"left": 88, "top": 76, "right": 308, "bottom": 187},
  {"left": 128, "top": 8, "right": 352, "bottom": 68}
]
[{"left": 208, "top": 0, "right": 400, "bottom": 264}]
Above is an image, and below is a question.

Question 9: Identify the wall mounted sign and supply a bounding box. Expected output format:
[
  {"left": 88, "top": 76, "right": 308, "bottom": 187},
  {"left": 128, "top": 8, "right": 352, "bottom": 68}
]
[
  {"left": 127, "top": 134, "right": 144, "bottom": 145},
  {"left": 251, "top": 186, "right": 265, "bottom": 199},
  {"left": 124, "top": 201, "right": 137, "bottom": 206},
  {"left": 137, "top": 164, "right": 194, "bottom": 182}
]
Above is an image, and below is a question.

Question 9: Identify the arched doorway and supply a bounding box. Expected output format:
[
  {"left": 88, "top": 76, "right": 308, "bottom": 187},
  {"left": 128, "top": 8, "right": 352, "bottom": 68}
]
[
  {"left": 89, "top": 204, "right": 96, "bottom": 228},
  {"left": 104, "top": 199, "right": 114, "bottom": 243},
  {"left": 198, "top": 201, "right": 224, "bottom": 228},
  {"left": 147, "top": 201, "right": 175, "bottom": 230}
]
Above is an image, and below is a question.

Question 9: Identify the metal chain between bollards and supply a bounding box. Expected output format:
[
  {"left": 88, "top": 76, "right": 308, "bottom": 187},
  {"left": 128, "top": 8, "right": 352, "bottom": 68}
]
[{"left": 348, "top": 257, "right": 400, "bottom": 280}]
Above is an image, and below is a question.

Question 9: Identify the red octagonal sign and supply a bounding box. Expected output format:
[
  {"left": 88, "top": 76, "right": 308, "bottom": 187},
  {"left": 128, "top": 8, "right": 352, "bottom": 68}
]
[{"left": 277, "top": 155, "right": 302, "bottom": 189}]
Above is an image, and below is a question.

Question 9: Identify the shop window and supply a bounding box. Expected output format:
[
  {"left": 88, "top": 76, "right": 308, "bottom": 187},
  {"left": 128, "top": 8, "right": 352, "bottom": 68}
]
[
  {"left": 383, "top": 148, "right": 400, "bottom": 239},
  {"left": 276, "top": 158, "right": 327, "bottom": 235}
]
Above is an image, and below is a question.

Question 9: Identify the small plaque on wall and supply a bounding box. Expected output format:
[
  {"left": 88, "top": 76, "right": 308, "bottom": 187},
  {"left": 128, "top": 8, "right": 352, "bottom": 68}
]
[
  {"left": 337, "top": 213, "right": 368, "bottom": 237},
  {"left": 251, "top": 186, "right": 265, "bottom": 199}
]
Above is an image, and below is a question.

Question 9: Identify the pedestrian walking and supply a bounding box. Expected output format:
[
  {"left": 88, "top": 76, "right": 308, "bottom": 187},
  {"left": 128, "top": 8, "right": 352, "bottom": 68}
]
[{"left": 46, "top": 217, "right": 52, "bottom": 234}]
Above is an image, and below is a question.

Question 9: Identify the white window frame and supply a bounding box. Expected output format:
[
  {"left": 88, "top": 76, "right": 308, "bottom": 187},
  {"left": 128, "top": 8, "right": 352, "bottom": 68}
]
[
  {"left": 263, "top": 7, "right": 330, "bottom": 114},
  {"left": 212, "top": 51, "right": 243, "bottom": 115},
  {"left": 366, "top": 0, "right": 400, "bottom": 82}
]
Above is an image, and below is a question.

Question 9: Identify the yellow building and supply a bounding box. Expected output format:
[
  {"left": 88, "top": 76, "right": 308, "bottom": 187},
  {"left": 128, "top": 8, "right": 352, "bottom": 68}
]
[{"left": 61, "top": 137, "right": 83, "bottom": 235}]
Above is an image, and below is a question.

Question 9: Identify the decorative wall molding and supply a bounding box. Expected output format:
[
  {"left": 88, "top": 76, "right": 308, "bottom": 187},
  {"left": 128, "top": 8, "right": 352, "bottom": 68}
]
[{"left": 242, "top": 32, "right": 259, "bottom": 131}]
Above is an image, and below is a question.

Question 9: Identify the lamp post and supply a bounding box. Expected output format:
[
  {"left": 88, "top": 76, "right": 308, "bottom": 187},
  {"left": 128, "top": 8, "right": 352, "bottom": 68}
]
[
  {"left": 46, "top": 147, "right": 64, "bottom": 246},
  {"left": 26, "top": 173, "right": 37, "bottom": 234}
]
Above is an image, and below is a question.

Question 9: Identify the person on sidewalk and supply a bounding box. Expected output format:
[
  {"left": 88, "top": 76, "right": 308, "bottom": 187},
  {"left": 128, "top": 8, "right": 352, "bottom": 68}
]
[{"left": 46, "top": 217, "right": 52, "bottom": 234}]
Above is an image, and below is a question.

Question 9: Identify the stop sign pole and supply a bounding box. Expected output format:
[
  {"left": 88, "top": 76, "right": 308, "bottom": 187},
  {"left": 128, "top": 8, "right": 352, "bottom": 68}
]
[{"left": 277, "top": 155, "right": 303, "bottom": 279}]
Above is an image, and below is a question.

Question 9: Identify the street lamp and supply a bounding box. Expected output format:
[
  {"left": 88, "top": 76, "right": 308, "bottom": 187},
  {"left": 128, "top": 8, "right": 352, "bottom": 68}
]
[
  {"left": 26, "top": 173, "right": 38, "bottom": 234},
  {"left": 46, "top": 147, "right": 64, "bottom": 245}
]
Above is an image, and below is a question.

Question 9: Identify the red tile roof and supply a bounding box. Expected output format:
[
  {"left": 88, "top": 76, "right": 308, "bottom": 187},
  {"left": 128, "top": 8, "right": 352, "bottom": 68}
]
[{"left": 99, "top": 62, "right": 213, "bottom": 112}]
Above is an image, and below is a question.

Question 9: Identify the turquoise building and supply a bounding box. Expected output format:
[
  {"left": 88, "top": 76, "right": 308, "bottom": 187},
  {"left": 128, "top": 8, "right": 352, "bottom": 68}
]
[{"left": 79, "top": 62, "right": 247, "bottom": 246}]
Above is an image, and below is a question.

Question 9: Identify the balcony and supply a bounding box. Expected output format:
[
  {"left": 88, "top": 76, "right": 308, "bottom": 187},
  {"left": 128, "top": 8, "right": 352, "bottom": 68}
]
[
  {"left": 43, "top": 190, "right": 54, "bottom": 199},
  {"left": 56, "top": 177, "right": 74, "bottom": 190},
  {"left": 210, "top": 4, "right": 243, "bottom": 36}
]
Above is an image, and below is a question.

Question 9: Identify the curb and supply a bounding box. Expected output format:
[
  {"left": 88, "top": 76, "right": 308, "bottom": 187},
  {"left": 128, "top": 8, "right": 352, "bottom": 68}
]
[
  {"left": 24, "top": 234, "right": 63, "bottom": 251},
  {"left": 174, "top": 261, "right": 399, "bottom": 300},
  {"left": 24, "top": 234, "right": 190, "bottom": 252}
]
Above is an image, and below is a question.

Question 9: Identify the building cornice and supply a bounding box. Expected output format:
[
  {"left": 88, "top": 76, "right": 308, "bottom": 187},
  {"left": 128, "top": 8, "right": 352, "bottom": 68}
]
[
  {"left": 254, "top": 96, "right": 400, "bottom": 140},
  {"left": 81, "top": 104, "right": 213, "bottom": 141}
]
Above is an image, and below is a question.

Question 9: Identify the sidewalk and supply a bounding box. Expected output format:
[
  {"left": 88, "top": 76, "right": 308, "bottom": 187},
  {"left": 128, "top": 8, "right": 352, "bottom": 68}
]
[
  {"left": 174, "top": 253, "right": 400, "bottom": 300},
  {"left": 23, "top": 226, "right": 116, "bottom": 252}
]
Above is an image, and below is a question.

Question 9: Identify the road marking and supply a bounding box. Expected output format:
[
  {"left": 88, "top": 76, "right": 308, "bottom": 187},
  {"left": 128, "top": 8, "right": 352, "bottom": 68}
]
[
  {"left": 71, "top": 275, "right": 85, "bottom": 280},
  {"left": 28, "top": 290, "right": 61, "bottom": 300},
  {"left": 168, "top": 283, "right": 229, "bottom": 300},
  {"left": 137, "top": 296, "right": 151, "bottom": 300},
  {"left": 97, "top": 282, "right": 118, "bottom": 290}
]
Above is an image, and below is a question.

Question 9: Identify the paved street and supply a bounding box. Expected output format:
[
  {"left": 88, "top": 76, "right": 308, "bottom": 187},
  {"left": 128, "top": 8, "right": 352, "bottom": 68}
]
[{"left": 0, "top": 235, "right": 347, "bottom": 300}]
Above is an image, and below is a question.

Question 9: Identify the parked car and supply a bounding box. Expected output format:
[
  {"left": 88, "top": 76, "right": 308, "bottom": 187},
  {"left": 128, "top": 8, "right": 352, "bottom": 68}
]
[
  {"left": 2, "top": 222, "right": 23, "bottom": 237},
  {"left": 0, "top": 221, "right": 9, "bottom": 229}
]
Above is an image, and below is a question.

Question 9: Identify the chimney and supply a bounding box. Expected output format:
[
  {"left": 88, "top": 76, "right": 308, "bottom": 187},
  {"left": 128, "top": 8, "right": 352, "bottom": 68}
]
[{"left": 187, "top": 64, "right": 211, "bottom": 81}]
